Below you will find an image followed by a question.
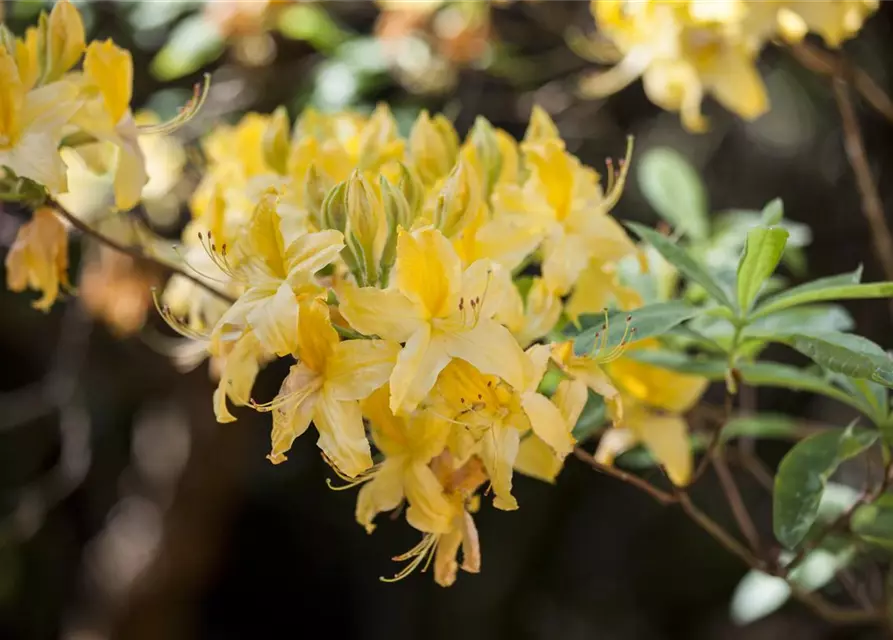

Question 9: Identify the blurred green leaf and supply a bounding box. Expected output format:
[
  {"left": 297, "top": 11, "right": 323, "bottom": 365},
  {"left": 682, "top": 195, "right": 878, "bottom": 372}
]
[
  {"left": 722, "top": 414, "right": 800, "bottom": 441},
  {"left": 627, "top": 222, "right": 734, "bottom": 308},
  {"left": 744, "top": 305, "right": 854, "bottom": 337},
  {"left": 737, "top": 226, "right": 789, "bottom": 313},
  {"left": 150, "top": 15, "right": 224, "bottom": 81},
  {"left": 637, "top": 148, "right": 708, "bottom": 241},
  {"left": 277, "top": 3, "right": 350, "bottom": 53},
  {"left": 783, "top": 332, "right": 893, "bottom": 388},
  {"left": 573, "top": 301, "right": 701, "bottom": 356},
  {"left": 774, "top": 424, "right": 878, "bottom": 548},
  {"left": 571, "top": 390, "right": 606, "bottom": 442},
  {"left": 760, "top": 198, "right": 784, "bottom": 227},
  {"left": 852, "top": 496, "right": 893, "bottom": 550}
]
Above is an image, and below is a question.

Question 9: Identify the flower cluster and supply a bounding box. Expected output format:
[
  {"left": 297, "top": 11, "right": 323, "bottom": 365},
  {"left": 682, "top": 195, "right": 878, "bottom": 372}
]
[
  {"left": 156, "top": 101, "right": 708, "bottom": 584},
  {"left": 581, "top": 0, "right": 878, "bottom": 131},
  {"left": 2, "top": 0, "right": 195, "bottom": 311}
]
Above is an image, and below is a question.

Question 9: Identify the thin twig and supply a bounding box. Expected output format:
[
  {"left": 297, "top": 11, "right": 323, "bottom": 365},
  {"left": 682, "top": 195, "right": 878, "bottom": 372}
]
[
  {"left": 675, "top": 490, "right": 766, "bottom": 570},
  {"left": 790, "top": 42, "right": 893, "bottom": 125},
  {"left": 47, "top": 200, "right": 236, "bottom": 304},
  {"left": 713, "top": 453, "right": 762, "bottom": 555},
  {"left": 831, "top": 77, "right": 893, "bottom": 313},
  {"left": 572, "top": 446, "right": 676, "bottom": 505}
]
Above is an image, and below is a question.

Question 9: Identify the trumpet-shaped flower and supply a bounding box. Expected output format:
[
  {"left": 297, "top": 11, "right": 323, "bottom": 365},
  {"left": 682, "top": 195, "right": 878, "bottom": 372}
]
[
  {"left": 72, "top": 40, "right": 147, "bottom": 210},
  {"left": 338, "top": 226, "right": 527, "bottom": 415},
  {"left": 266, "top": 299, "right": 401, "bottom": 476},
  {"left": 351, "top": 386, "right": 453, "bottom": 534},
  {"left": 207, "top": 191, "right": 344, "bottom": 357},
  {"left": 5, "top": 207, "right": 69, "bottom": 311},
  {"left": 0, "top": 48, "right": 80, "bottom": 192}
]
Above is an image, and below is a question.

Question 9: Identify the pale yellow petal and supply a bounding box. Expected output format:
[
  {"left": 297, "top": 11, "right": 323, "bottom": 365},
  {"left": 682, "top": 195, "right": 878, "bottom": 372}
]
[
  {"left": 442, "top": 318, "right": 527, "bottom": 392},
  {"left": 212, "top": 332, "right": 262, "bottom": 423},
  {"left": 514, "top": 436, "right": 563, "bottom": 483},
  {"left": 630, "top": 413, "right": 692, "bottom": 487},
  {"left": 395, "top": 228, "right": 461, "bottom": 319},
  {"left": 325, "top": 339, "right": 401, "bottom": 401},
  {"left": 609, "top": 353, "right": 708, "bottom": 413},
  {"left": 336, "top": 281, "right": 423, "bottom": 342},
  {"left": 434, "top": 524, "right": 463, "bottom": 587},
  {"left": 593, "top": 427, "right": 637, "bottom": 467},
  {"left": 404, "top": 462, "right": 453, "bottom": 534},
  {"left": 284, "top": 229, "right": 345, "bottom": 285},
  {"left": 84, "top": 39, "right": 133, "bottom": 124},
  {"left": 389, "top": 325, "right": 451, "bottom": 415},
  {"left": 247, "top": 281, "right": 297, "bottom": 358},
  {"left": 296, "top": 297, "right": 338, "bottom": 372},
  {"left": 313, "top": 391, "right": 373, "bottom": 477},
  {"left": 520, "top": 391, "right": 574, "bottom": 456},
  {"left": 356, "top": 460, "right": 404, "bottom": 533},
  {"left": 268, "top": 364, "right": 320, "bottom": 464},
  {"left": 554, "top": 378, "right": 588, "bottom": 428},
  {"left": 112, "top": 125, "right": 149, "bottom": 211},
  {"left": 480, "top": 425, "right": 520, "bottom": 511},
  {"left": 460, "top": 511, "right": 481, "bottom": 574},
  {"left": 541, "top": 232, "right": 592, "bottom": 295},
  {"left": 701, "top": 47, "right": 768, "bottom": 121}
]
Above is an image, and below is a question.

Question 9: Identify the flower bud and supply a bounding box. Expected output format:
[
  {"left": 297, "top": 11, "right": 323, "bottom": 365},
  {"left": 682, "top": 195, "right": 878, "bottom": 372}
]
[
  {"left": 43, "top": 0, "right": 85, "bottom": 83},
  {"left": 346, "top": 171, "right": 386, "bottom": 285},
  {"left": 379, "top": 175, "right": 411, "bottom": 273},
  {"left": 432, "top": 157, "right": 483, "bottom": 239},
  {"left": 357, "top": 103, "right": 405, "bottom": 172},
  {"left": 397, "top": 162, "right": 425, "bottom": 216},
  {"left": 466, "top": 116, "right": 502, "bottom": 197},
  {"left": 304, "top": 164, "right": 329, "bottom": 230},
  {"left": 321, "top": 181, "right": 348, "bottom": 234},
  {"left": 409, "top": 110, "right": 459, "bottom": 186},
  {"left": 523, "top": 105, "right": 561, "bottom": 147},
  {"left": 263, "top": 106, "right": 291, "bottom": 175}
]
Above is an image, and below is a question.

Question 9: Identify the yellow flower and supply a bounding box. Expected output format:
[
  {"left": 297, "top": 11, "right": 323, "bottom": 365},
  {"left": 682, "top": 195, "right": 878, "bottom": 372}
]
[
  {"left": 213, "top": 330, "right": 264, "bottom": 423},
  {"left": 0, "top": 48, "right": 80, "bottom": 192},
  {"left": 583, "top": 0, "right": 768, "bottom": 132},
  {"left": 265, "top": 298, "right": 401, "bottom": 476},
  {"left": 337, "top": 226, "right": 527, "bottom": 415},
  {"left": 352, "top": 386, "right": 453, "bottom": 534},
  {"left": 43, "top": 0, "right": 86, "bottom": 83},
  {"left": 5, "top": 207, "right": 69, "bottom": 311},
  {"left": 594, "top": 340, "right": 709, "bottom": 486},
  {"left": 514, "top": 377, "right": 588, "bottom": 483},
  {"left": 73, "top": 40, "right": 148, "bottom": 210},
  {"left": 550, "top": 339, "right": 622, "bottom": 416},
  {"left": 565, "top": 258, "right": 643, "bottom": 323},
  {"left": 409, "top": 109, "right": 459, "bottom": 186}
]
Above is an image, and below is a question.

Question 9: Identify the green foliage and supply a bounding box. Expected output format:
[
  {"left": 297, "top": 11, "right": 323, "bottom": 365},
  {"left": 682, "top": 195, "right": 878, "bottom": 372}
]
[
  {"left": 570, "top": 391, "right": 607, "bottom": 442},
  {"left": 573, "top": 301, "right": 701, "bottom": 356},
  {"left": 637, "top": 147, "right": 709, "bottom": 241},
  {"left": 851, "top": 496, "right": 893, "bottom": 549},
  {"left": 736, "top": 226, "right": 789, "bottom": 313},
  {"left": 773, "top": 425, "right": 878, "bottom": 549}
]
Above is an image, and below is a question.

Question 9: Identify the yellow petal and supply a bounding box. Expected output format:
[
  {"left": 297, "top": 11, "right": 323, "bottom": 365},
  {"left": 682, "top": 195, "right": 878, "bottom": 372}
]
[
  {"left": 395, "top": 228, "right": 461, "bottom": 319},
  {"left": 480, "top": 425, "right": 520, "bottom": 511},
  {"left": 609, "top": 352, "right": 708, "bottom": 413},
  {"left": 247, "top": 281, "right": 298, "bottom": 358},
  {"left": 268, "top": 363, "right": 320, "bottom": 464},
  {"left": 442, "top": 318, "right": 527, "bottom": 392},
  {"left": 520, "top": 391, "right": 574, "bottom": 456},
  {"left": 0, "top": 48, "right": 24, "bottom": 143},
  {"left": 45, "top": 0, "right": 85, "bottom": 82},
  {"left": 325, "top": 339, "right": 401, "bottom": 401},
  {"left": 296, "top": 297, "right": 338, "bottom": 372},
  {"left": 404, "top": 462, "right": 453, "bottom": 534},
  {"left": 4, "top": 207, "right": 68, "bottom": 311},
  {"left": 84, "top": 40, "right": 133, "bottom": 124},
  {"left": 630, "top": 412, "right": 692, "bottom": 486},
  {"left": 14, "top": 28, "right": 40, "bottom": 91},
  {"left": 541, "top": 232, "right": 591, "bottom": 295},
  {"left": 516, "top": 278, "right": 563, "bottom": 347},
  {"left": 356, "top": 460, "right": 404, "bottom": 533},
  {"left": 389, "top": 324, "right": 451, "bottom": 415},
  {"left": 111, "top": 126, "right": 149, "bottom": 211},
  {"left": 213, "top": 332, "right": 262, "bottom": 423},
  {"left": 313, "top": 390, "right": 373, "bottom": 477},
  {"left": 434, "top": 522, "right": 463, "bottom": 587},
  {"left": 285, "top": 228, "right": 345, "bottom": 285},
  {"left": 554, "top": 378, "right": 588, "bottom": 427},
  {"left": 336, "top": 281, "right": 423, "bottom": 342},
  {"left": 514, "top": 436, "right": 563, "bottom": 483},
  {"left": 593, "top": 427, "right": 637, "bottom": 467},
  {"left": 701, "top": 47, "right": 768, "bottom": 121}
]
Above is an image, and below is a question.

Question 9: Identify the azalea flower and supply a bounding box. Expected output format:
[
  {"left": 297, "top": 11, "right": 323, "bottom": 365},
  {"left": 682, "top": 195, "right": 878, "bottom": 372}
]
[{"left": 5, "top": 207, "right": 69, "bottom": 311}]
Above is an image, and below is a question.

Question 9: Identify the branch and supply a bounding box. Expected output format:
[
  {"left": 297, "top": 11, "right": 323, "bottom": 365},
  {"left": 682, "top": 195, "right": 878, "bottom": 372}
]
[
  {"left": 572, "top": 446, "right": 676, "bottom": 505},
  {"left": 790, "top": 42, "right": 893, "bottom": 125},
  {"left": 712, "top": 453, "right": 762, "bottom": 555},
  {"left": 48, "top": 199, "right": 236, "bottom": 305}
]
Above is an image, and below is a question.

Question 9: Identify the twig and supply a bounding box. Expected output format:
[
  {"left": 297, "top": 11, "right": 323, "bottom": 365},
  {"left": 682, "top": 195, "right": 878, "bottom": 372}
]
[
  {"left": 734, "top": 447, "right": 775, "bottom": 492},
  {"left": 675, "top": 490, "right": 766, "bottom": 570},
  {"left": 47, "top": 200, "right": 236, "bottom": 304},
  {"left": 830, "top": 77, "right": 893, "bottom": 316},
  {"left": 713, "top": 453, "right": 762, "bottom": 555},
  {"left": 790, "top": 42, "right": 893, "bottom": 125},
  {"left": 572, "top": 446, "right": 676, "bottom": 505}
]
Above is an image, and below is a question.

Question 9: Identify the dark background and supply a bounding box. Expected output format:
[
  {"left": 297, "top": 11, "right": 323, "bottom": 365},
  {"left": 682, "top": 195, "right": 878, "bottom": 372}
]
[{"left": 1, "top": 1, "right": 893, "bottom": 638}]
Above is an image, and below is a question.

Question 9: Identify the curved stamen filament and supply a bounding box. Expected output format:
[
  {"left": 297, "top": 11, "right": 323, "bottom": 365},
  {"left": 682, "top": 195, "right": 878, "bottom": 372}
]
[
  {"left": 380, "top": 533, "right": 439, "bottom": 583},
  {"left": 324, "top": 453, "right": 380, "bottom": 491},
  {"left": 152, "top": 289, "right": 211, "bottom": 341},
  {"left": 249, "top": 379, "right": 319, "bottom": 412},
  {"left": 139, "top": 74, "right": 212, "bottom": 136},
  {"left": 603, "top": 136, "right": 634, "bottom": 211}
]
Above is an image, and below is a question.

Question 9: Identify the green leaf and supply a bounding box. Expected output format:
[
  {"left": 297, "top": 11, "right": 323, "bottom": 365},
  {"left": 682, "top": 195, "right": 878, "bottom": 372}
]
[
  {"left": 573, "top": 301, "right": 701, "bottom": 356},
  {"left": 761, "top": 198, "right": 784, "bottom": 227},
  {"left": 773, "top": 425, "right": 878, "bottom": 548},
  {"left": 783, "top": 332, "right": 893, "bottom": 388},
  {"left": 277, "top": 4, "right": 350, "bottom": 53},
  {"left": 150, "top": 15, "right": 224, "bottom": 81},
  {"left": 571, "top": 390, "right": 606, "bottom": 442},
  {"left": 752, "top": 267, "right": 893, "bottom": 318},
  {"left": 851, "top": 496, "right": 893, "bottom": 550},
  {"left": 722, "top": 414, "right": 800, "bottom": 441},
  {"left": 745, "top": 305, "right": 854, "bottom": 337},
  {"left": 737, "top": 226, "right": 789, "bottom": 313},
  {"left": 627, "top": 222, "right": 734, "bottom": 308},
  {"left": 637, "top": 147, "right": 709, "bottom": 240},
  {"left": 730, "top": 548, "right": 851, "bottom": 625}
]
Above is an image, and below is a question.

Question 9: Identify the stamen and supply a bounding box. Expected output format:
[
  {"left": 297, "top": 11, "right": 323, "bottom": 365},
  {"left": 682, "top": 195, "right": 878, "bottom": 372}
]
[
  {"left": 138, "top": 74, "right": 212, "bottom": 136},
  {"left": 603, "top": 136, "right": 634, "bottom": 211},
  {"left": 380, "top": 533, "right": 439, "bottom": 583},
  {"left": 152, "top": 289, "right": 211, "bottom": 341},
  {"left": 249, "top": 380, "right": 318, "bottom": 412}
]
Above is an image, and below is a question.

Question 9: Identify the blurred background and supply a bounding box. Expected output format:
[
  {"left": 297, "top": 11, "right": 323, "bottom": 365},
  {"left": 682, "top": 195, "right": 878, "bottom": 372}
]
[{"left": 2, "top": 1, "right": 893, "bottom": 638}]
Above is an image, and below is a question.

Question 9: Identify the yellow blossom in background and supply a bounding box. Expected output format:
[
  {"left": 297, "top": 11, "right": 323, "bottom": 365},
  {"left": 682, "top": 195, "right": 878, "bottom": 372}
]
[
  {"left": 5, "top": 207, "right": 69, "bottom": 311},
  {"left": 582, "top": 0, "right": 878, "bottom": 131}
]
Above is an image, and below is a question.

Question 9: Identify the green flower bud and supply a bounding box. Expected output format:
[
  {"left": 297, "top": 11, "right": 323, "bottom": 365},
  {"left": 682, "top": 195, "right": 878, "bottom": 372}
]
[{"left": 432, "top": 157, "right": 483, "bottom": 239}]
